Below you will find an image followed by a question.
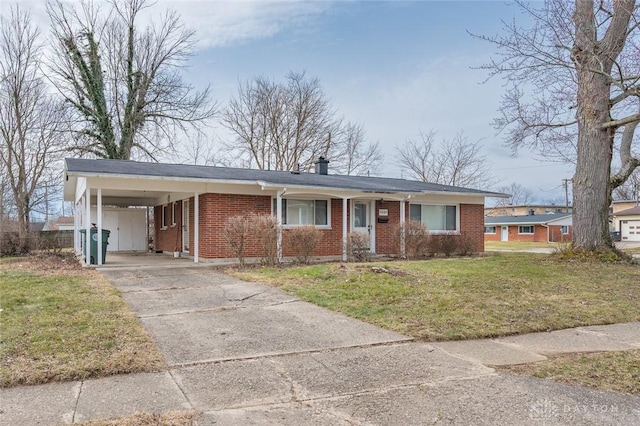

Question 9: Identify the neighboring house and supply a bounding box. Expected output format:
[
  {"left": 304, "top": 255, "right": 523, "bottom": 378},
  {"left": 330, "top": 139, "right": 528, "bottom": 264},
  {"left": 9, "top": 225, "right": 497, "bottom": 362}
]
[
  {"left": 484, "top": 212, "right": 572, "bottom": 243},
  {"left": 30, "top": 221, "right": 46, "bottom": 232},
  {"left": 612, "top": 200, "right": 639, "bottom": 215},
  {"left": 43, "top": 216, "right": 75, "bottom": 231},
  {"left": 612, "top": 206, "right": 640, "bottom": 241},
  {"left": 63, "top": 158, "right": 504, "bottom": 265},
  {"left": 485, "top": 204, "right": 571, "bottom": 217}
]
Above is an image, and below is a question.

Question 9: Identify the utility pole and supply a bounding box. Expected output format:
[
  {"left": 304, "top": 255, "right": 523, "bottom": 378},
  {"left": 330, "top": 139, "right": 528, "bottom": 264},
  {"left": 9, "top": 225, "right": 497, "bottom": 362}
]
[{"left": 562, "top": 178, "right": 571, "bottom": 212}]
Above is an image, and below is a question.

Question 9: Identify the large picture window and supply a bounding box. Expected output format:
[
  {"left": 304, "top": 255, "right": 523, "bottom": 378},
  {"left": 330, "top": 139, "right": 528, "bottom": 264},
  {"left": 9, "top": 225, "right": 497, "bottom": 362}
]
[
  {"left": 273, "top": 198, "right": 329, "bottom": 226},
  {"left": 518, "top": 225, "right": 534, "bottom": 234},
  {"left": 409, "top": 204, "right": 457, "bottom": 232}
]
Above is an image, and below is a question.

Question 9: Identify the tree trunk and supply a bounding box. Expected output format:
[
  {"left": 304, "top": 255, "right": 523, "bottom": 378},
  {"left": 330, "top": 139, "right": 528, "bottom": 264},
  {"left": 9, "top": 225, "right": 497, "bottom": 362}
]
[
  {"left": 570, "top": 0, "right": 633, "bottom": 251},
  {"left": 572, "top": 71, "right": 613, "bottom": 250}
]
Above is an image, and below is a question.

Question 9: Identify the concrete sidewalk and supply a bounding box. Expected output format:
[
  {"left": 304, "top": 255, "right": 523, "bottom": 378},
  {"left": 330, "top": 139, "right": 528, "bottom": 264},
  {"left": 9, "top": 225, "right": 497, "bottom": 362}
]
[{"left": 1, "top": 265, "right": 639, "bottom": 425}]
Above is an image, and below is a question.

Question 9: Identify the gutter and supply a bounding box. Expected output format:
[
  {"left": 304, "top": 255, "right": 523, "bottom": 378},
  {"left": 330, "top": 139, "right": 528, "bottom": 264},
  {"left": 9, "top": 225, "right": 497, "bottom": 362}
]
[{"left": 67, "top": 170, "right": 503, "bottom": 199}]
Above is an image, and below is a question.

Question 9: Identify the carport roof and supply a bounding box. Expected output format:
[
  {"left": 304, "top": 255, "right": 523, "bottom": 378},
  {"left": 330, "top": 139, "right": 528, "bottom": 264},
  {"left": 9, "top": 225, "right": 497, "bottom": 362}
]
[{"left": 64, "top": 158, "right": 506, "bottom": 197}]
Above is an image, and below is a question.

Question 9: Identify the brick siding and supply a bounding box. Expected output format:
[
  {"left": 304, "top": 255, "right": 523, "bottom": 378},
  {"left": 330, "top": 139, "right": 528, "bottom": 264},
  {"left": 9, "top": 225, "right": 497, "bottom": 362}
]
[
  {"left": 155, "top": 194, "right": 486, "bottom": 259},
  {"left": 484, "top": 224, "right": 572, "bottom": 243}
]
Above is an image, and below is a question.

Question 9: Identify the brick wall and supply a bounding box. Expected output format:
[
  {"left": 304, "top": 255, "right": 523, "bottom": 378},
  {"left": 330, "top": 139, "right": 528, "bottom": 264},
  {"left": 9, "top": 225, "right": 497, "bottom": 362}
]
[
  {"left": 155, "top": 194, "right": 486, "bottom": 259},
  {"left": 198, "top": 193, "right": 271, "bottom": 258},
  {"left": 459, "top": 204, "right": 485, "bottom": 252},
  {"left": 154, "top": 202, "right": 183, "bottom": 252},
  {"left": 375, "top": 200, "right": 401, "bottom": 255},
  {"left": 484, "top": 227, "right": 501, "bottom": 242}
]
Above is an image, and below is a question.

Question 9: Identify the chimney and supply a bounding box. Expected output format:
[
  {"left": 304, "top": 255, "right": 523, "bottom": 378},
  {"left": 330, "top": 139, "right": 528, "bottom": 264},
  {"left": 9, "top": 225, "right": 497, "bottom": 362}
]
[{"left": 315, "top": 156, "right": 329, "bottom": 175}]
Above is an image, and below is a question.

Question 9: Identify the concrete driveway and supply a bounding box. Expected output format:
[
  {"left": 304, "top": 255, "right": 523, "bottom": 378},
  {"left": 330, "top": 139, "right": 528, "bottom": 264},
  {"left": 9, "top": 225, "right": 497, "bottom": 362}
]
[{"left": 95, "top": 264, "right": 640, "bottom": 425}]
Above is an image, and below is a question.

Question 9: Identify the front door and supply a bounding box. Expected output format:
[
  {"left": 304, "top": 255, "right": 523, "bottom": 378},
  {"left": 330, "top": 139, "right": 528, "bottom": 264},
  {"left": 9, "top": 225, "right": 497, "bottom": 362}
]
[
  {"left": 182, "top": 200, "right": 190, "bottom": 252},
  {"left": 352, "top": 200, "right": 375, "bottom": 252},
  {"left": 501, "top": 226, "right": 508, "bottom": 242}
]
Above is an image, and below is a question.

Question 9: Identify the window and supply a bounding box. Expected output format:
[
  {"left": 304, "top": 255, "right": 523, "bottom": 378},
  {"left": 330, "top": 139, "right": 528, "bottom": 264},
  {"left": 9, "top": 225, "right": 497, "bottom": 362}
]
[
  {"left": 161, "top": 204, "right": 169, "bottom": 228},
  {"left": 560, "top": 225, "right": 569, "bottom": 235},
  {"left": 409, "top": 204, "right": 457, "bottom": 232},
  {"left": 171, "top": 202, "right": 177, "bottom": 226},
  {"left": 273, "top": 198, "right": 329, "bottom": 226},
  {"left": 518, "top": 225, "right": 534, "bottom": 234},
  {"left": 484, "top": 226, "right": 497, "bottom": 234}
]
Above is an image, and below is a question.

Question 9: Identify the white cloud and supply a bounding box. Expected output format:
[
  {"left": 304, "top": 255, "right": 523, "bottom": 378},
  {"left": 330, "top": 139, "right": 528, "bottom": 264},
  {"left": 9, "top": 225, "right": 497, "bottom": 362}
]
[
  {"left": 2, "top": 1, "right": 334, "bottom": 50},
  {"left": 154, "top": 0, "right": 333, "bottom": 50}
]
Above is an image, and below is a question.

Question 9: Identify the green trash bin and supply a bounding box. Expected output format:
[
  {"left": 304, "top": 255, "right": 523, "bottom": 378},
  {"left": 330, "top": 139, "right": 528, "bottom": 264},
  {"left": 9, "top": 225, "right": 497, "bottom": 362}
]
[{"left": 79, "top": 228, "right": 111, "bottom": 264}]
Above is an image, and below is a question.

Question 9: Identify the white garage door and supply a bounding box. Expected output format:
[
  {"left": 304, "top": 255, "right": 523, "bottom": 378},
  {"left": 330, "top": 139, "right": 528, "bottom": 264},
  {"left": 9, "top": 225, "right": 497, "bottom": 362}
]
[{"left": 620, "top": 220, "right": 640, "bottom": 241}]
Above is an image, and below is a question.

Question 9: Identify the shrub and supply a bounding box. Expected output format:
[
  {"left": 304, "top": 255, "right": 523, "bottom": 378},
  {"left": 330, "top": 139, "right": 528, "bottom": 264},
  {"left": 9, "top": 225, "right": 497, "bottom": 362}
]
[
  {"left": 348, "top": 232, "right": 370, "bottom": 262},
  {"left": 553, "top": 243, "right": 630, "bottom": 263},
  {"left": 249, "top": 213, "right": 279, "bottom": 266},
  {"left": 429, "top": 232, "right": 458, "bottom": 257},
  {"left": 288, "top": 225, "right": 322, "bottom": 264},
  {"left": 456, "top": 232, "right": 477, "bottom": 256},
  {"left": 223, "top": 215, "right": 251, "bottom": 266},
  {"left": 395, "top": 220, "right": 430, "bottom": 260}
]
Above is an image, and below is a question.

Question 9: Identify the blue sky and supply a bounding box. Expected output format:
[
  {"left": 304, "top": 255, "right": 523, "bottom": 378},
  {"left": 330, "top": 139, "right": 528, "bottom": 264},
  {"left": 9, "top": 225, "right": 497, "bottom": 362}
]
[{"left": 11, "top": 0, "right": 573, "bottom": 204}]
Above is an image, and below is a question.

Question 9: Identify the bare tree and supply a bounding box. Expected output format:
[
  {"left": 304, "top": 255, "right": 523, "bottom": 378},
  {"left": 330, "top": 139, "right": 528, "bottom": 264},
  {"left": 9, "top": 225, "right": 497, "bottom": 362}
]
[
  {"left": 222, "top": 71, "right": 381, "bottom": 174},
  {"left": 47, "top": 0, "right": 216, "bottom": 160},
  {"left": 395, "top": 131, "right": 495, "bottom": 188},
  {"left": 476, "top": 0, "right": 640, "bottom": 250},
  {"left": 178, "top": 131, "right": 227, "bottom": 166},
  {"left": 0, "top": 6, "right": 65, "bottom": 252},
  {"left": 223, "top": 72, "right": 332, "bottom": 171},
  {"left": 613, "top": 169, "right": 640, "bottom": 201},
  {"left": 328, "top": 121, "right": 382, "bottom": 175},
  {"left": 489, "top": 183, "right": 536, "bottom": 211}
]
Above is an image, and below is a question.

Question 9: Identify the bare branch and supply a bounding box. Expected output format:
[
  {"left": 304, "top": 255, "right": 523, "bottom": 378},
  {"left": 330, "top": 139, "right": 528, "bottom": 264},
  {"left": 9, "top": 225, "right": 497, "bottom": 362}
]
[{"left": 46, "top": 0, "right": 216, "bottom": 160}]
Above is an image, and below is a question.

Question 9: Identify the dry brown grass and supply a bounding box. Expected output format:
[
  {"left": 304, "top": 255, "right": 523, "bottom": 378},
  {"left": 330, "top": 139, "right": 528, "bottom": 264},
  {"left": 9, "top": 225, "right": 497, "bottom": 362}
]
[
  {"left": 501, "top": 349, "right": 640, "bottom": 396},
  {"left": 0, "top": 254, "right": 166, "bottom": 388},
  {"left": 74, "top": 410, "right": 201, "bottom": 426},
  {"left": 232, "top": 253, "right": 640, "bottom": 341}
]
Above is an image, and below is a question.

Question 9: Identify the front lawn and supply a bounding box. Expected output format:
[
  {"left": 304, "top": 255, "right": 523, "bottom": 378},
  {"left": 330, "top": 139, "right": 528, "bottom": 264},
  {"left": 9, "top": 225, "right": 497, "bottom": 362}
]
[
  {"left": 232, "top": 253, "right": 640, "bottom": 341},
  {"left": 0, "top": 255, "right": 165, "bottom": 388},
  {"left": 485, "top": 241, "right": 561, "bottom": 250},
  {"left": 503, "top": 349, "right": 640, "bottom": 396}
]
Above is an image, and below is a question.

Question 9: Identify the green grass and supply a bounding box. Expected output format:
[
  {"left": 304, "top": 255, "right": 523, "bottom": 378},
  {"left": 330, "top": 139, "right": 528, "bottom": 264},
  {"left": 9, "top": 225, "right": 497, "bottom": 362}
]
[
  {"left": 485, "top": 241, "right": 561, "bottom": 250},
  {"left": 502, "top": 350, "right": 640, "bottom": 396},
  {"left": 231, "top": 253, "right": 640, "bottom": 341},
  {"left": 0, "top": 255, "right": 165, "bottom": 388}
]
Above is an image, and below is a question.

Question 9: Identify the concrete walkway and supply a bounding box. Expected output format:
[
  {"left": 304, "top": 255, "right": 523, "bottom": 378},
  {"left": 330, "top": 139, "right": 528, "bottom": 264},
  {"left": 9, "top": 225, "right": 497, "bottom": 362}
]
[{"left": 1, "top": 265, "right": 639, "bottom": 425}]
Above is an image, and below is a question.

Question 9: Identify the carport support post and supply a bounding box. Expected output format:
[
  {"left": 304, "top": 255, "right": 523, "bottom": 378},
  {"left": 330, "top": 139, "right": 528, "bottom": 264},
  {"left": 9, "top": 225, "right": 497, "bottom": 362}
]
[
  {"left": 74, "top": 201, "right": 79, "bottom": 254},
  {"left": 276, "top": 190, "right": 283, "bottom": 262},
  {"left": 400, "top": 199, "right": 406, "bottom": 259},
  {"left": 194, "top": 192, "right": 199, "bottom": 263},
  {"left": 342, "top": 198, "right": 348, "bottom": 261},
  {"left": 97, "top": 188, "right": 103, "bottom": 265},
  {"left": 85, "top": 187, "right": 91, "bottom": 266}
]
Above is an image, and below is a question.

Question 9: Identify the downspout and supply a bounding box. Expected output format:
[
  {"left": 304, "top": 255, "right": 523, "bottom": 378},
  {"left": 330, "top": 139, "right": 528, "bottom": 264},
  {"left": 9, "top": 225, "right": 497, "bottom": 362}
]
[
  {"left": 542, "top": 223, "right": 550, "bottom": 243},
  {"left": 276, "top": 188, "right": 286, "bottom": 263},
  {"left": 342, "top": 197, "right": 348, "bottom": 261}
]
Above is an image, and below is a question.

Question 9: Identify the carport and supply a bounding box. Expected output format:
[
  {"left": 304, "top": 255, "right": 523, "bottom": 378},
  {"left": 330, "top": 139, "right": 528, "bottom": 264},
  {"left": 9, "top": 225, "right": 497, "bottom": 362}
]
[{"left": 63, "top": 159, "right": 202, "bottom": 265}]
